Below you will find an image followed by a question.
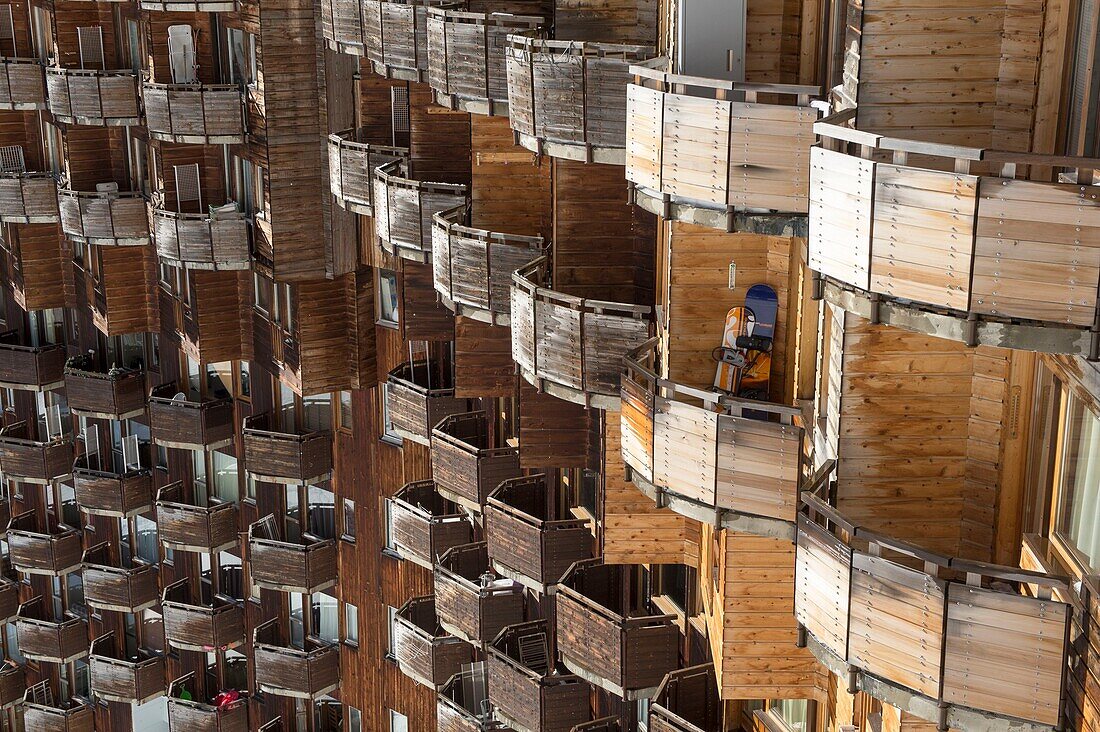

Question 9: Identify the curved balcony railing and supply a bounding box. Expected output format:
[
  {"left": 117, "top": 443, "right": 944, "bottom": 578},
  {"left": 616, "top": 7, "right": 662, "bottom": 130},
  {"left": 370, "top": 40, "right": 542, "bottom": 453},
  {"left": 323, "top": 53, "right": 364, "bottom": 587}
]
[
  {"left": 161, "top": 579, "right": 246, "bottom": 652},
  {"left": 243, "top": 411, "right": 333, "bottom": 485},
  {"left": 0, "top": 57, "right": 46, "bottom": 110},
  {"left": 394, "top": 595, "right": 476, "bottom": 688},
  {"left": 811, "top": 112, "right": 1100, "bottom": 357},
  {"left": 247, "top": 518, "right": 337, "bottom": 595},
  {"left": 143, "top": 83, "right": 246, "bottom": 144},
  {"left": 141, "top": 0, "right": 236, "bottom": 9},
  {"left": 321, "top": 0, "right": 365, "bottom": 53},
  {"left": 363, "top": 0, "right": 463, "bottom": 80},
  {"left": 89, "top": 632, "right": 166, "bottom": 705},
  {"left": 795, "top": 463, "right": 1071, "bottom": 730},
  {"left": 374, "top": 159, "right": 467, "bottom": 262},
  {"left": 431, "top": 411, "right": 521, "bottom": 513},
  {"left": 253, "top": 618, "right": 340, "bottom": 699},
  {"left": 626, "top": 59, "right": 820, "bottom": 229},
  {"left": 150, "top": 202, "right": 251, "bottom": 270},
  {"left": 0, "top": 172, "right": 59, "bottom": 223},
  {"left": 511, "top": 258, "right": 651, "bottom": 408},
  {"left": 46, "top": 68, "right": 140, "bottom": 126},
  {"left": 156, "top": 482, "right": 239, "bottom": 553},
  {"left": 327, "top": 130, "right": 407, "bottom": 215},
  {"left": 16, "top": 597, "right": 87, "bottom": 664},
  {"left": 58, "top": 187, "right": 149, "bottom": 246},
  {"left": 73, "top": 456, "right": 154, "bottom": 518},
  {"left": 81, "top": 542, "right": 158, "bottom": 614},
  {"left": 621, "top": 339, "right": 803, "bottom": 539},
  {"left": 485, "top": 474, "right": 593, "bottom": 592},
  {"left": 389, "top": 480, "right": 473, "bottom": 569},
  {"left": 0, "top": 421, "right": 72, "bottom": 484},
  {"left": 386, "top": 359, "right": 467, "bottom": 445},
  {"left": 64, "top": 365, "right": 146, "bottom": 419},
  {"left": 506, "top": 34, "right": 652, "bottom": 164},
  {"left": 0, "top": 663, "right": 23, "bottom": 711},
  {"left": 432, "top": 204, "right": 546, "bottom": 325},
  {"left": 556, "top": 561, "right": 678, "bottom": 699},
  {"left": 168, "top": 672, "right": 249, "bottom": 732},
  {"left": 435, "top": 541, "right": 525, "bottom": 645},
  {"left": 648, "top": 665, "right": 722, "bottom": 732},
  {"left": 7, "top": 511, "right": 81, "bottom": 575},
  {"left": 0, "top": 332, "right": 65, "bottom": 391},
  {"left": 149, "top": 384, "right": 235, "bottom": 450},
  {"left": 438, "top": 668, "right": 502, "bottom": 731},
  {"left": 426, "top": 10, "right": 543, "bottom": 115},
  {"left": 23, "top": 688, "right": 94, "bottom": 730},
  {"left": 0, "top": 578, "right": 18, "bottom": 625}
]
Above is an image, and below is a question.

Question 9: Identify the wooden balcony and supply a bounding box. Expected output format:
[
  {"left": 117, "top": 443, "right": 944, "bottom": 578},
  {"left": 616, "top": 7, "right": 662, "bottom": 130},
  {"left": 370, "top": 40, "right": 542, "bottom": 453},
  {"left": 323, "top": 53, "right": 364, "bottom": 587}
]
[
  {"left": 22, "top": 689, "right": 94, "bottom": 732},
  {"left": 626, "top": 60, "right": 820, "bottom": 228},
  {"left": 168, "top": 671, "right": 248, "bottom": 732},
  {"left": 434, "top": 541, "right": 524, "bottom": 644},
  {"left": 426, "top": 10, "right": 543, "bottom": 115},
  {"left": 247, "top": 518, "right": 337, "bottom": 594},
  {"left": 0, "top": 421, "right": 72, "bottom": 484},
  {"left": 511, "top": 258, "right": 651, "bottom": 408},
  {"left": 143, "top": 82, "right": 246, "bottom": 144},
  {"left": 0, "top": 331, "right": 65, "bottom": 391},
  {"left": 391, "top": 479, "right": 473, "bottom": 569},
  {"left": 57, "top": 188, "right": 149, "bottom": 246},
  {"left": 89, "top": 632, "right": 166, "bottom": 705},
  {"left": 149, "top": 383, "right": 235, "bottom": 450},
  {"left": 16, "top": 597, "right": 88, "bottom": 663},
  {"left": 45, "top": 68, "right": 140, "bottom": 126},
  {"left": 487, "top": 620, "right": 591, "bottom": 732},
  {"left": 321, "top": 0, "right": 365, "bottom": 53},
  {"left": 394, "top": 595, "right": 476, "bottom": 688},
  {"left": 243, "top": 411, "right": 333, "bottom": 485},
  {"left": 647, "top": 665, "right": 722, "bottom": 732},
  {"left": 430, "top": 411, "right": 521, "bottom": 512},
  {"left": 621, "top": 339, "right": 803, "bottom": 539},
  {"left": 438, "top": 669, "right": 502, "bottom": 731},
  {"left": 162, "top": 579, "right": 246, "bottom": 652},
  {"left": 253, "top": 617, "right": 340, "bottom": 699},
  {"left": 7, "top": 511, "right": 82, "bottom": 575},
  {"left": 810, "top": 114, "right": 1100, "bottom": 357},
  {"left": 374, "top": 159, "right": 466, "bottom": 262},
  {"left": 73, "top": 454, "right": 154, "bottom": 518},
  {"left": 0, "top": 660, "right": 23, "bottom": 709},
  {"left": 506, "top": 35, "right": 652, "bottom": 164},
  {"left": 572, "top": 719, "right": 619, "bottom": 732},
  {"left": 155, "top": 482, "right": 240, "bottom": 553},
  {"left": 363, "top": 0, "right": 462, "bottom": 80},
  {"left": 64, "top": 365, "right": 146, "bottom": 419},
  {"left": 795, "top": 467, "right": 1071, "bottom": 729},
  {"left": 0, "top": 577, "right": 19, "bottom": 624},
  {"left": 328, "top": 130, "right": 407, "bottom": 215},
  {"left": 0, "top": 172, "right": 59, "bottom": 223},
  {"left": 556, "top": 561, "right": 678, "bottom": 698},
  {"left": 150, "top": 204, "right": 251, "bottom": 270},
  {"left": 0, "top": 57, "right": 46, "bottom": 110},
  {"left": 432, "top": 204, "right": 546, "bottom": 325},
  {"left": 386, "top": 359, "right": 466, "bottom": 445},
  {"left": 80, "top": 542, "right": 158, "bottom": 613},
  {"left": 141, "top": 0, "right": 236, "bottom": 9}
]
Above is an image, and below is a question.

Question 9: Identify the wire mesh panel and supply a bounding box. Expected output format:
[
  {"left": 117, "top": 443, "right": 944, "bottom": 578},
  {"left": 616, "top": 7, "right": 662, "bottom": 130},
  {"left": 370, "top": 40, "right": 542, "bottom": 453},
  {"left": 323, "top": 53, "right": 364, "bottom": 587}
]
[
  {"left": 0, "top": 145, "right": 24, "bottom": 173},
  {"left": 77, "top": 27, "right": 105, "bottom": 69}
]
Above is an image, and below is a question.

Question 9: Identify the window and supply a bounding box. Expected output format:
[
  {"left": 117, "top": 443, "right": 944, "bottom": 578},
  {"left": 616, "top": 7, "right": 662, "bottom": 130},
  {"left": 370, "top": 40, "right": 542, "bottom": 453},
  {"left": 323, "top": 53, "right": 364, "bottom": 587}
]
[
  {"left": 344, "top": 602, "right": 358, "bottom": 646},
  {"left": 253, "top": 272, "right": 275, "bottom": 316},
  {"left": 377, "top": 269, "right": 399, "bottom": 327},
  {"left": 225, "top": 28, "right": 257, "bottom": 84},
  {"left": 385, "top": 606, "right": 398, "bottom": 659},
  {"left": 231, "top": 155, "right": 264, "bottom": 215},
  {"left": 769, "top": 700, "right": 812, "bottom": 731},
  {"left": 312, "top": 594, "right": 339, "bottom": 644},
  {"left": 342, "top": 498, "right": 356, "bottom": 542},
  {"left": 382, "top": 497, "right": 399, "bottom": 556},
  {"left": 1053, "top": 388, "right": 1100, "bottom": 569},
  {"left": 389, "top": 709, "right": 408, "bottom": 732},
  {"left": 336, "top": 391, "right": 353, "bottom": 431},
  {"left": 381, "top": 384, "right": 401, "bottom": 446},
  {"left": 346, "top": 706, "right": 362, "bottom": 732}
]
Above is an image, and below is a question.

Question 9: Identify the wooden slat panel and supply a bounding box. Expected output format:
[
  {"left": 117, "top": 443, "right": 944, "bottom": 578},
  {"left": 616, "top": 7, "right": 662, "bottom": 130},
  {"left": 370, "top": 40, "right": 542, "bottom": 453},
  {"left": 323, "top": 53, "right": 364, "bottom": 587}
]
[{"left": 809, "top": 146, "right": 874, "bottom": 289}]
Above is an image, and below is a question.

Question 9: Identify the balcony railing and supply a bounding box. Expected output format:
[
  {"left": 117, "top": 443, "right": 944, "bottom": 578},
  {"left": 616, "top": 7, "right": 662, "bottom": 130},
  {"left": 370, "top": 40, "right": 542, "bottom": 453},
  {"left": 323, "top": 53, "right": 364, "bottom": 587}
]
[
  {"left": 162, "top": 579, "right": 246, "bottom": 652},
  {"left": 621, "top": 339, "right": 803, "bottom": 538},
  {"left": 556, "top": 561, "right": 678, "bottom": 698},
  {"left": 795, "top": 465, "right": 1071, "bottom": 729},
  {"left": 64, "top": 365, "right": 146, "bottom": 419},
  {"left": 168, "top": 671, "right": 249, "bottom": 732},
  {"left": 363, "top": 0, "right": 462, "bottom": 80},
  {"left": 321, "top": 0, "right": 365, "bottom": 53},
  {"left": 573, "top": 719, "right": 620, "bottom": 732},
  {"left": 142, "top": 0, "right": 236, "bottom": 8},
  {"left": 386, "top": 359, "right": 467, "bottom": 445},
  {"left": 16, "top": 597, "right": 88, "bottom": 663},
  {"left": 487, "top": 620, "right": 591, "bottom": 732},
  {"left": 0, "top": 331, "right": 65, "bottom": 390},
  {"left": 390, "top": 480, "right": 473, "bottom": 569},
  {"left": 485, "top": 474, "right": 593, "bottom": 592},
  {"left": 0, "top": 421, "right": 72, "bottom": 484},
  {"left": 73, "top": 453, "right": 154, "bottom": 518},
  {"left": 149, "top": 383, "right": 235, "bottom": 450},
  {"left": 811, "top": 112, "right": 1100, "bottom": 357},
  {"left": 432, "top": 204, "right": 546, "bottom": 325},
  {"left": 394, "top": 595, "right": 476, "bottom": 688},
  {"left": 89, "top": 632, "right": 166, "bottom": 705},
  {"left": 243, "top": 412, "right": 333, "bottom": 485},
  {"left": 7, "top": 511, "right": 82, "bottom": 575},
  {"left": 647, "top": 665, "right": 722, "bottom": 732},
  {"left": 374, "top": 159, "right": 467, "bottom": 262},
  {"left": 438, "top": 669, "right": 502, "bottom": 731},
  {"left": 23, "top": 689, "right": 95, "bottom": 732},
  {"left": 143, "top": 82, "right": 246, "bottom": 144},
  {"left": 45, "top": 68, "right": 140, "bottom": 126},
  {"left": 155, "top": 482, "right": 240, "bottom": 553},
  {"left": 426, "top": 10, "right": 543, "bottom": 115},
  {"left": 626, "top": 60, "right": 820, "bottom": 228},
  {"left": 506, "top": 34, "right": 652, "bottom": 164},
  {"left": 150, "top": 203, "right": 251, "bottom": 270},
  {"left": 328, "top": 130, "right": 407, "bottom": 215},
  {"left": 253, "top": 618, "right": 340, "bottom": 699},
  {"left": 0, "top": 661, "right": 22, "bottom": 709},
  {"left": 511, "top": 258, "right": 651, "bottom": 408},
  {"left": 0, "top": 577, "right": 18, "bottom": 625},
  {"left": 58, "top": 188, "right": 149, "bottom": 246},
  {"left": 247, "top": 518, "right": 337, "bottom": 594},
  {"left": 430, "top": 411, "right": 520, "bottom": 512},
  {"left": 81, "top": 542, "right": 158, "bottom": 613},
  {"left": 0, "top": 172, "right": 59, "bottom": 223},
  {"left": 0, "top": 57, "right": 46, "bottom": 110},
  {"left": 434, "top": 541, "right": 525, "bottom": 644}
]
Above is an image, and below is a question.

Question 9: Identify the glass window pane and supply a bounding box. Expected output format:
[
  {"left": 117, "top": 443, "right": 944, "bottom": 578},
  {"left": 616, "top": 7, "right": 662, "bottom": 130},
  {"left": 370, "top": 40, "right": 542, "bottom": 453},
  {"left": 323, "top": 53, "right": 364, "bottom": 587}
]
[{"left": 1056, "top": 393, "right": 1100, "bottom": 569}]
